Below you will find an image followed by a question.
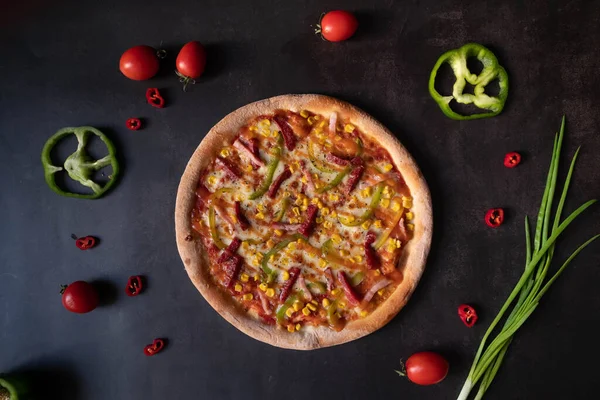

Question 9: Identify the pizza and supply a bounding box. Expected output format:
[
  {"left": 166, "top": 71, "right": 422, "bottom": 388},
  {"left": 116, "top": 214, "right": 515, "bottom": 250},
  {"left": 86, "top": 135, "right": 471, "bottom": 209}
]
[{"left": 175, "top": 94, "right": 432, "bottom": 350}]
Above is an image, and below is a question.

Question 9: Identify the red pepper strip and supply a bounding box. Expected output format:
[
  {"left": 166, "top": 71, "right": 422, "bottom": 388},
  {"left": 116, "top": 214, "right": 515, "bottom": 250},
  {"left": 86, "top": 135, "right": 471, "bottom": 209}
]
[
  {"left": 126, "top": 118, "right": 142, "bottom": 131},
  {"left": 324, "top": 267, "right": 335, "bottom": 291},
  {"left": 143, "top": 338, "right": 165, "bottom": 356},
  {"left": 337, "top": 271, "right": 360, "bottom": 306},
  {"left": 217, "top": 237, "right": 242, "bottom": 263},
  {"left": 298, "top": 204, "right": 318, "bottom": 237},
  {"left": 233, "top": 139, "right": 264, "bottom": 167},
  {"left": 125, "top": 275, "right": 143, "bottom": 296},
  {"left": 458, "top": 304, "right": 478, "bottom": 327},
  {"left": 485, "top": 208, "right": 504, "bottom": 228},
  {"left": 279, "top": 266, "right": 301, "bottom": 302},
  {"left": 222, "top": 254, "right": 242, "bottom": 289},
  {"left": 364, "top": 231, "right": 380, "bottom": 270},
  {"left": 234, "top": 201, "right": 250, "bottom": 231},
  {"left": 267, "top": 167, "right": 292, "bottom": 199},
  {"left": 75, "top": 236, "right": 96, "bottom": 250},
  {"left": 343, "top": 157, "right": 365, "bottom": 195},
  {"left": 325, "top": 153, "right": 350, "bottom": 166},
  {"left": 272, "top": 115, "right": 296, "bottom": 151},
  {"left": 215, "top": 157, "right": 240, "bottom": 178},
  {"left": 504, "top": 152, "right": 521, "bottom": 168},
  {"left": 145, "top": 88, "right": 165, "bottom": 108}
]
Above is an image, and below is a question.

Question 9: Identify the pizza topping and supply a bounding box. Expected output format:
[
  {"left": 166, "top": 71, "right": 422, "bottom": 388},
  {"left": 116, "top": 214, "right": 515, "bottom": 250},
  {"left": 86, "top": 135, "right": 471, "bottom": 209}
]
[
  {"left": 298, "top": 204, "right": 318, "bottom": 236},
  {"left": 216, "top": 156, "right": 240, "bottom": 179},
  {"left": 325, "top": 152, "right": 350, "bottom": 166},
  {"left": 272, "top": 115, "right": 297, "bottom": 151},
  {"left": 222, "top": 254, "right": 242, "bottom": 288},
  {"left": 271, "top": 221, "right": 301, "bottom": 232},
  {"left": 329, "top": 112, "right": 337, "bottom": 135},
  {"left": 257, "top": 289, "right": 272, "bottom": 314},
  {"left": 363, "top": 278, "right": 392, "bottom": 303},
  {"left": 324, "top": 267, "right": 335, "bottom": 291},
  {"left": 339, "top": 182, "right": 384, "bottom": 226},
  {"left": 208, "top": 206, "right": 227, "bottom": 249},
  {"left": 268, "top": 167, "right": 292, "bottom": 199},
  {"left": 249, "top": 137, "right": 282, "bottom": 200},
  {"left": 485, "top": 208, "right": 504, "bottom": 228},
  {"left": 234, "top": 201, "right": 250, "bottom": 231},
  {"left": 343, "top": 157, "right": 365, "bottom": 194},
  {"left": 217, "top": 237, "right": 242, "bottom": 263},
  {"left": 364, "top": 231, "right": 380, "bottom": 270},
  {"left": 279, "top": 267, "right": 301, "bottom": 302},
  {"left": 296, "top": 273, "right": 313, "bottom": 301},
  {"left": 337, "top": 271, "right": 361, "bottom": 306},
  {"left": 263, "top": 234, "right": 303, "bottom": 277},
  {"left": 233, "top": 139, "right": 264, "bottom": 167}
]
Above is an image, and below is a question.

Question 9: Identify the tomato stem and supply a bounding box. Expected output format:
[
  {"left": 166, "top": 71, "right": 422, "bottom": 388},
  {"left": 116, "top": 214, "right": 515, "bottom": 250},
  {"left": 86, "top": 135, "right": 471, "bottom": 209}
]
[
  {"left": 59, "top": 284, "right": 68, "bottom": 295},
  {"left": 176, "top": 70, "right": 196, "bottom": 92}
]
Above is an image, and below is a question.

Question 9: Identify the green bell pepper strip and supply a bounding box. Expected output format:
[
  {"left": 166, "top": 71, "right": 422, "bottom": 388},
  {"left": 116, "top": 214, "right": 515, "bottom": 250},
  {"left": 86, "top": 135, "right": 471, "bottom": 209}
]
[
  {"left": 249, "top": 136, "right": 283, "bottom": 200},
  {"left": 321, "top": 239, "right": 334, "bottom": 256},
  {"left": 41, "top": 126, "right": 120, "bottom": 199},
  {"left": 307, "top": 281, "right": 327, "bottom": 294},
  {"left": 326, "top": 300, "right": 341, "bottom": 328},
  {"left": 316, "top": 165, "right": 351, "bottom": 193},
  {"left": 208, "top": 206, "right": 227, "bottom": 250},
  {"left": 374, "top": 206, "right": 404, "bottom": 250},
  {"left": 428, "top": 43, "right": 509, "bottom": 120},
  {"left": 274, "top": 197, "right": 291, "bottom": 222},
  {"left": 350, "top": 271, "right": 365, "bottom": 286},
  {"left": 308, "top": 140, "right": 338, "bottom": 173},
  {"left": 276, "top": 293, "right": 298, "bottom": 324},
  {"left": 339, "top": 183, "right": 384, "bottom": 226},
  {"left": 261, "top": 234, "right": 303, "bottom": 276}
]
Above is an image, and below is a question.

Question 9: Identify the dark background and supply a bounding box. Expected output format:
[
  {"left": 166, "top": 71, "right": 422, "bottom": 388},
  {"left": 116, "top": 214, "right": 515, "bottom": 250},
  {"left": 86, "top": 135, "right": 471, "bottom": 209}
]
[{"left": 1, "top": 0, "right": 599, "bottom": 399}]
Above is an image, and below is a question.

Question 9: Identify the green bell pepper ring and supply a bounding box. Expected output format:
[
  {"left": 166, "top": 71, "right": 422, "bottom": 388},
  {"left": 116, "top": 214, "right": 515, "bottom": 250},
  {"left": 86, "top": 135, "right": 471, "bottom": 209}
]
[
  {"left": 249, "top": 136, "right": 283, "bottom": 200},
  {"left": 276, "top": 293, "right": 298, "bottom": 324},
  {"left": 428, "top": 43, "right": 509, "bottom": 120},
  {"left": 41, "top": 126, "right": 120, "bottom": 199},
  {"left": 339, "top": 183, "right": 384, "bottom": 226},
  {"left": 0, "top": 375, "right": 29, "bottom": 400}
]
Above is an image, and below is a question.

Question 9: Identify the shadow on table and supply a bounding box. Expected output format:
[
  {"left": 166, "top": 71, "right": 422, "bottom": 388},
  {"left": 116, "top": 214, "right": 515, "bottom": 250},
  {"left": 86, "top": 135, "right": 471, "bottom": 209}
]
[{"left": 7, "top": 357, "right": 81, "bottom": 400}]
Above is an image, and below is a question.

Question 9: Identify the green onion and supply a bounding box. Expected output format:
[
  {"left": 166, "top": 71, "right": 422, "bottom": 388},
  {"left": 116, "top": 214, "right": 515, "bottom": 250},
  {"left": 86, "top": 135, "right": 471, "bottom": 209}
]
[{"left": 457, "top": 117, "right": 599, "bottom": 400}]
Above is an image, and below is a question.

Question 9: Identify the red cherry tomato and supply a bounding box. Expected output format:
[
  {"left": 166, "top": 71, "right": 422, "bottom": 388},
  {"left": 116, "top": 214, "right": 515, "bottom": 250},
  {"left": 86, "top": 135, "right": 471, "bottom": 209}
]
[
  {"left": 318, "top": 11, "right": 358, "bottom": 42},
  {"left": 61, "top": 281, "right": 99, "bottom": 314},
  {"left": 119, "top": 45, "right": 160, "bottom": 81},
  {"left": 397, "top": 352, "right": 449, "bottom": 386},
  {"left": 176, "top": 41, "right": 207, "bottom": 90}
]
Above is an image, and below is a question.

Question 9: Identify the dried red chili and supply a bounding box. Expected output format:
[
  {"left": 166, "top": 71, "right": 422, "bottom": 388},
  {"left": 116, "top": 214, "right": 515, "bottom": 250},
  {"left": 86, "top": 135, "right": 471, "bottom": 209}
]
[
  {"left": 504, "top": 152, "right": 521, "bottom": 168},
  {"left": 458, "top": 304, "right": 478, "bottom": 327},
  {"left": 126, "top": 118, "right": 142, "bottom": 130},
  {"left": 125, "top": 275, "right": 143, "bottom": 296},
  {"left": 484, "top": 208, "right": 504, "bottom": 228},
  {"left": 144, "top": 338, "right": 165, "bottom": 356},
  {"left": 73, "top": 235, "right": 96, "bottom": 250},
  {"left": 146, "top": 88, "right": 165, "bottom": 108}
]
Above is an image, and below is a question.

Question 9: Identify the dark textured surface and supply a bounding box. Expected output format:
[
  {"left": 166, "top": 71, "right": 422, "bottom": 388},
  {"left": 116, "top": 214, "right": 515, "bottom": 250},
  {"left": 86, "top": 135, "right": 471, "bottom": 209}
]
[{"left": 1, "top": 0, "right": 599, "bottom": 399}]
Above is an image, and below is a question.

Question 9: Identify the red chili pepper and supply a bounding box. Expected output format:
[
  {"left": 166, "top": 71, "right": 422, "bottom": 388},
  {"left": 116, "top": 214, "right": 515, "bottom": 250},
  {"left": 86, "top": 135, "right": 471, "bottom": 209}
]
[
  {"left": 484, "top": 208, "right": 504, "bottom": 228},
  {"left": 146, "top": 88, "right": 165, "bottom": 108},
  {"left": 503, "top": 152, "right": 521, "bottom": 168},
  {"left": 125, "top": 275, "right": 143, "bottom": 297},
  {"left": 126, "top": 118, "right": 142, "bottom": 130},
  {"left": 458, "top": 304, "right": 478, "bottom": 327},
  {"left": 143, "top": 338, "right": 165, "bottom": 356},
  {"left": 74, "top": 235, "right": 96, "bottom": 250}
]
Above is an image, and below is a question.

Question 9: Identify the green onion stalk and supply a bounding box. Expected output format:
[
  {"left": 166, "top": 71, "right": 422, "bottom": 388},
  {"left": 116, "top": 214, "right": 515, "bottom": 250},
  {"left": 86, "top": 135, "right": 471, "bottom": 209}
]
[{"left": 457, "top": 117, "right": 599, "bottom": 400}]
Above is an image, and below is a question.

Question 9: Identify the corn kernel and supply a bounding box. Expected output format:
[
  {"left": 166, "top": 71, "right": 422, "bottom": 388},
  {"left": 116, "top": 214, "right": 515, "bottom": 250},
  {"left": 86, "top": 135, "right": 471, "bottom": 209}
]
[
  {"left": 344, "top": 124, "right": 355, "bottom": 133},
  {"left": 293, "top": 301, "right": 303, "bottom": 312},
  {"left": 254, "top": 275, "right": 259, "bottom": 281},
  {"left": 327, "top": 193, "right": 336, "bottom": 202},
  {"left": 269, "top": 255, "right": 274, "bottom": 261},
  {"left": 319, "top": 258, "right": 328, "bottom": 268},
  {"left": 339, "top": 249, "right": 349, "bottom": 257},
  {"left": 243, "top": 293, "right": 253, "bottom": 301},
  {"left": 302, "top": 198, "right": 308, "bottom": 207},
  {"left": 396, "top": 239, "right": 402, "bottom": 248},
  {"left": 344, "top": 215, "right": 355, "bottom": 223},
  {"left": 307, "top": 303, "right": 317, "bottom": 311},
  {"left": 256, "top": 212, "right": 265, "bottom": 220},
  {"left": 234, "top": 284, "right": 243, "bottom": 292},
  {"left": 387, "top": 243, "right": 396, "bottom": 252},
  {"left": 316, "top": 217, "right": 323, "bottom": 224},
  {"left": 331, "top": 211, "right": 337, "bottom": 218},
  {"left": 241, "top": 241, "right": 249, "bottom": 250},
  {"left": 374, "top": 269, "right": 381, "bottom": 276},
  {"left": 240, "top": 273, "right": 249, "bottom": 283},
  {"left": 302, "top": 307, "right": 311, "bottom": 316},
  {"left": 266, "top": 288, "right": 275, "bottom": 298},
  {"left": 407, "top": 223, "right": 415, "bottom": 231},
  {"left": 331, "top": 288, "right": 341, "bottom": 296},
  {"left": 220, "top": 148, "right": 230, "bottom": 157},
  {"left": 281, "top": 257, "right": 289, "bottom": 266},
  {"left": 380, "top": 198, "right": 390, "bottom": 208},
  {"left": 314, "top": 182, "right": 322, "bottom": 190},
  {"left": 252, "top": 258, "right": 260, "bottom": 266},
  {"left": 361, "top": 187, "right": 372, "bottom": 198},
  {"left": 259, "top": 283, "right": 268, "bottom": 292},
  {"left": 402, "top": 196, "right": 413, "bottom": 209},
  {"left": 300, "top": 109, "right": 309, "bottom": 118},
  {"left": 321, "top": 207, "right": 330, "bottom": 215},
  {"left": 282, "top": 270, "right": 290, "bottom": 281},
  {"left": 275, "top": 229, "right": 283, "bottom": 237},
  {"left": 377, "top": 289, "right": 385, "bottom": 296},
  {"left": 338, "top": 301, "right": 346, "bottom": 309},
  {"left": 300, "top": 205, "right": 308, "bottom": 212},
  {"left": 245, "top": 164, "right": 253, "bottom": 172},
  {"left": 322, "top": 298, "right": 331, "bottom": 307},
  {"left": 256, "top": 253, "right": 264, "bottom": 260},
  {"left": 307, "top": 116, "right": 315, "bottom": 125},
  {"left": 360, "top": 310, "right": 369, "bottom": 317},
  {"left": 332, "top": 234, "right": 342, "bottom": 244},
  {"left": 361, "top": 220, "right": 371, "bottom": 230},
  {"left": 294, "top": 197, "right": 303, "bottom": 206},
  {"left": 353, "top": 255, "right": 363, "bottom": 263},
  {"left": 405, "top": 212, "right": 414, "bottom": 220},
  {"left": 297, "top": 237, "right": 305, "bottom": 243},
  {"left": 257, "top": 203, "right": 265, "bottom": 211},
  {"left": 230, "top": 214, "right": 238, "bottom": 224},
  {"left": 207, "top": 176, "right": 217, "bottom": 185},
  {"left": 382, "top": 163, "right": 393, "bottom": 172},
  {"left": 391, "top": 200, "right": 401, "bottom": 212},
  {"left": 292, "top": 207, "right": 300, "bottom": 216},
  {"left": 249, "top": 125, "right": 258, "bottom": 131},
  {"left": 383, "top": 185, "right": 390, "bottom": 195},
  {"left": 285, "top": 308, "right": 294, "bottom": 318},
  {"left": 300, "top": 176, "right": 307, "bottom": 184},
  {"left": 287, "top": 242, "right": 297, "bottom": 251},
  {"left": 323, "top": 220, "right": 333, "bottom": 229},
  {"left": 287, "top": 324, "right": 296, "bottom": 333},
  {"left": 266, "top": 239, "right": 274, "bottom": 248},
  {"left": 295, "top": 323, "right": 302, "bottom": 331},
  {"left": 373, "top": 220, "right": 382, "bottom": 228},
  {"left": 260, "top": 119, "right": 270, "bottom": 126}
]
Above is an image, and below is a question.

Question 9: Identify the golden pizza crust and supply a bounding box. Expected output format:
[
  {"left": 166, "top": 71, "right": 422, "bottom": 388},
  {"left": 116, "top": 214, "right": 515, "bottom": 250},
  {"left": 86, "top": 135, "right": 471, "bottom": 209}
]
[{"left": 175, "top": 94, "right": 433, "bottom": 350}]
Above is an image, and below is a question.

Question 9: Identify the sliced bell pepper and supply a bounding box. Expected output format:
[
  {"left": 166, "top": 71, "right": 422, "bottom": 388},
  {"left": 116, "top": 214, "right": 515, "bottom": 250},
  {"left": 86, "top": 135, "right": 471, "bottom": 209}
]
[
  {"left": 0, "top": 375, "right": 28, "bottom": 400},
  {"left": 261, "top": 234, "right": 303, "bottom": 276},
  {"left": 316, "top": 165, "right": 351, "bottom": 193},
  {"left": 429, "top": 43, "right": 509, "bottom": 120},
  {"left": 327, "top": 300, "right": 340, "bottom": 328},
  {"left": 208, "top": 206, "right": 227, "bottom": 249},
  {"left": 308, "top": 140, "right": 339, "bottom": 173},
  {"left": 374, "top": 206, "right": 405, "bottom": 249},
  {"left": 41, "top": 126, "right": 120, "bottom": 199},
  {"left": 307, "top": 281, "right": 327, "bottom": 294},
  {"left": 274, "top": 197, "right": 290, "bottom": 222},
  {"left": 339, "top": 183, "right": 384, "bottom": 226},
  {"left": 249, "top": 137, "right": 282, "bottom": 200},
  {"left": 350, "top": 271, "right": 365, "bottom": 286},
  {"left": 276, "top": 293, "right": 298, "bottom": 325}
]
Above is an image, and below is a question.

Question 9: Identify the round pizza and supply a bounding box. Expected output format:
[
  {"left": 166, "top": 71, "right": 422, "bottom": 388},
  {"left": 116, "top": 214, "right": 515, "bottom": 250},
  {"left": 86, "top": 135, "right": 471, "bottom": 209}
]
[{"left": 175, "top": 94, "right": 432, "bottom": 350}]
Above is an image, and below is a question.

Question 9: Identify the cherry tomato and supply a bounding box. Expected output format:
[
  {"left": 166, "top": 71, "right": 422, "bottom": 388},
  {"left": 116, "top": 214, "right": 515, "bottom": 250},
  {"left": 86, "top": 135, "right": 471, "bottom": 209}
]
[
  {"left": 397, "top": 352, "right": 449, "bottom": 386},
  {"left": 61, "top": 281, "right": 99, "bottom": 314},
  {"left": 318, "top": 11, "right": 358, "bottom": 42},
  {"left": 176, "top": 41, "right": 207, "bottom": 90},
  {"left": 119, "top": 45, "right": 160, "bottom": 81}
]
